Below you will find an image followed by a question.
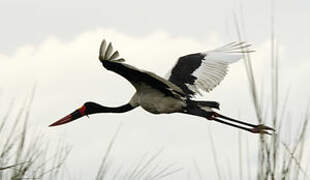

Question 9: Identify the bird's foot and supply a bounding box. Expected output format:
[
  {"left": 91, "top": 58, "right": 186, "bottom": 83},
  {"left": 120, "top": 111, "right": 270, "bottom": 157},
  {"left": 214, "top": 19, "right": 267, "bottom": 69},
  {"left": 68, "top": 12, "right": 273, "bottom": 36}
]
[{"left": 250, "top": 124, "right": 275, "bottom": 135}]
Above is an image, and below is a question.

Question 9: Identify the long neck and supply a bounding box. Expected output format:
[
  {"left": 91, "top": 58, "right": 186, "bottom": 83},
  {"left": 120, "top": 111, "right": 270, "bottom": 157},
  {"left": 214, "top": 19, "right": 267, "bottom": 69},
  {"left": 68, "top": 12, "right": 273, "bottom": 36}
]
[{"left": 88, "top": 103, "right": 134, "bottom": 114}]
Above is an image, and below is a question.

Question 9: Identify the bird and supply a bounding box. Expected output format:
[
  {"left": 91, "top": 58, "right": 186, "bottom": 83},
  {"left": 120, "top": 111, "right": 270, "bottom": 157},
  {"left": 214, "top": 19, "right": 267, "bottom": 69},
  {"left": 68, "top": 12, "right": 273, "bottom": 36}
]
[{"left": 49, "top": 39, "right": 274, "bottom": 135}]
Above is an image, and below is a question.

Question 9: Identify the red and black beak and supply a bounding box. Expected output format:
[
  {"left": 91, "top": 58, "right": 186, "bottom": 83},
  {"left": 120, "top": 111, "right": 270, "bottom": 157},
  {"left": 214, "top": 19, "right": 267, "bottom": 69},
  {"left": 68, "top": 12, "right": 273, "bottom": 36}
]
[{"left": 49, "top": 106, "right": 86, "bottom": 127}]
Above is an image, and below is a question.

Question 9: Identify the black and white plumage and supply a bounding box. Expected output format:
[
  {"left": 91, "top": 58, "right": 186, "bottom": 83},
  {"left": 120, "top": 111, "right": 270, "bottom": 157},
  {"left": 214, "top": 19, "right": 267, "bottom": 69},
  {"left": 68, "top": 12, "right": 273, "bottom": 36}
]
[
  {"left": 167, "top": 42, "right": 252, "bottom": 96},
  {"left": 50, "top": 39, "right": 274, "bottom": 135}
]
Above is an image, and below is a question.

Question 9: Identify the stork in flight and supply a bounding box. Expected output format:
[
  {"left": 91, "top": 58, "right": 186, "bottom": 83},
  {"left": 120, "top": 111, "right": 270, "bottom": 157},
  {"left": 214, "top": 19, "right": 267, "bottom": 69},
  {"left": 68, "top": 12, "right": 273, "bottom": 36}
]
[{"left": 49, "top": 39, "right": 274, "bottom": 135}]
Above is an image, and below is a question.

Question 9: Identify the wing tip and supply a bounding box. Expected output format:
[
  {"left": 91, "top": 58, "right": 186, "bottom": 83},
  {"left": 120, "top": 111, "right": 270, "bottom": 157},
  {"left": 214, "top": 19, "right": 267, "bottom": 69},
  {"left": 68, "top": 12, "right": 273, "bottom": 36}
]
[
  {"left": 211, "top": 41, "right": 255, "bottom": 54},
  {"left": 98, "top": 38, "right": 125, "bottom": 63}
]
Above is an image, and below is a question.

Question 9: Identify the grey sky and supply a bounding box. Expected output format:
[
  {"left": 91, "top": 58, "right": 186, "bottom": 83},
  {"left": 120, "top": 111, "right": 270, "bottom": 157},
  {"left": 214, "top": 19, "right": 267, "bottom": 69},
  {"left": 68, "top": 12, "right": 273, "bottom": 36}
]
[
  {"left": 1, "top": 0, "right": 309, "bottom": 55},
  {"left": 1, "top": 0, "right": 310, "bottom": 179}
]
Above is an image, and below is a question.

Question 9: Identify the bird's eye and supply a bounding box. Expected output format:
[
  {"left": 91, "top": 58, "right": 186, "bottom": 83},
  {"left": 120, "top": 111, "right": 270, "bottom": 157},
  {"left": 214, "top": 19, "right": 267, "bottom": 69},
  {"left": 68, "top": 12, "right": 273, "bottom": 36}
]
[{"left": 78, "top": 105, "right": 87, "bottom": 116}]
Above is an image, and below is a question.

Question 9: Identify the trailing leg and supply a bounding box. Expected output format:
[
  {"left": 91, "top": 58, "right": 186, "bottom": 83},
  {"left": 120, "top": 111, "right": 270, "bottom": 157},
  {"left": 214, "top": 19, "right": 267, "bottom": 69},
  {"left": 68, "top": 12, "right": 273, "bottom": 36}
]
[{"left": 182, "top": 105, "right": 274, "bottom": 135}]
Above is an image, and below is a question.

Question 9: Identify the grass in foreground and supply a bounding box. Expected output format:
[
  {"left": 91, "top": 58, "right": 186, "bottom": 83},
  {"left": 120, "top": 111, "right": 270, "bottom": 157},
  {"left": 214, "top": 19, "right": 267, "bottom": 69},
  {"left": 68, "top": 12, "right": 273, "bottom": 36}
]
[
  {"left": 0, "top": 88, "right": 70, "bottom": 180},
  {"left": 232, "top": 2, "right": 310, "bottom": 179}
]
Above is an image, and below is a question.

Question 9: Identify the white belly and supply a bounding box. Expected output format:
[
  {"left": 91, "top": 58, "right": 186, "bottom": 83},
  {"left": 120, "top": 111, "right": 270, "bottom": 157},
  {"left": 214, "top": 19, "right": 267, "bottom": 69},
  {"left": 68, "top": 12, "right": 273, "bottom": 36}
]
[{"left": 135, "top": 86, "right": 186, "bottom": 114}]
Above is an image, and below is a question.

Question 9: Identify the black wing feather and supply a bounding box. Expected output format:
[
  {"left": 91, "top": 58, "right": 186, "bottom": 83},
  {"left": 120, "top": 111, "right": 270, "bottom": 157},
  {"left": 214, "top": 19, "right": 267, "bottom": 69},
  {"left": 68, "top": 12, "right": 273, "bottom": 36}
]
[
  {"left": 102, "top": 60, "right": 185, "bottom": 98},
  {"left": 168, "top": 53, "right": 204, "bottom": 96}
]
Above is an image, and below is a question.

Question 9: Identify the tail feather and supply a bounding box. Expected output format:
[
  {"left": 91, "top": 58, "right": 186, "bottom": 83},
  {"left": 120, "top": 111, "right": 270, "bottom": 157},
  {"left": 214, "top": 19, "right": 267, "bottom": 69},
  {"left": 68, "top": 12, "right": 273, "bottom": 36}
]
[
  {"left": 195, "top": 100, "right": 220, "bottom": 110},
  {"left": 186, "top": 100, "right": 220, "bottom": 111}
]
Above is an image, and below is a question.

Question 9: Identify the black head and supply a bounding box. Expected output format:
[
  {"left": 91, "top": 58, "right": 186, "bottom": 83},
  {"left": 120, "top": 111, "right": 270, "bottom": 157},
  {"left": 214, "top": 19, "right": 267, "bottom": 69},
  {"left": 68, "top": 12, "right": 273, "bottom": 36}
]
[{"left": 83, "top": 101, "right": 105, "bottom": 114}]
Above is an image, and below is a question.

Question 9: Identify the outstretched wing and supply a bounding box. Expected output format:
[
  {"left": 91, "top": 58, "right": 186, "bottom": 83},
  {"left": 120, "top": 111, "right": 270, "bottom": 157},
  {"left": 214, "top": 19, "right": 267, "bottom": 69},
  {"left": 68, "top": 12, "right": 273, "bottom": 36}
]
[
  {"left": 166, "top": 42, "right": 253, "bottom": 96},
  {"left": 98, "top": 39, "right": 185, "bottom": 98}
]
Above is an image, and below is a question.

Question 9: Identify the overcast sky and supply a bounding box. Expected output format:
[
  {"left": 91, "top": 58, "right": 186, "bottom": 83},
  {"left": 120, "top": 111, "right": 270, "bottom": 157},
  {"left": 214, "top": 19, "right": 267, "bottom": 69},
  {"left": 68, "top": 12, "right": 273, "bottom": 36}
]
[{"left": 1, "top": 0, "right": 310, "bottom": 179}]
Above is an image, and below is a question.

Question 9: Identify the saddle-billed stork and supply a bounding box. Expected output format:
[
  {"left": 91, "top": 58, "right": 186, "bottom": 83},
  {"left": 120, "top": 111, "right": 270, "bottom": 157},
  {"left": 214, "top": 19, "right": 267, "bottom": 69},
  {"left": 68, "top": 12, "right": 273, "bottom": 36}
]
[{"left": 49, "top": 39, "right": 274, "bottom": 135}]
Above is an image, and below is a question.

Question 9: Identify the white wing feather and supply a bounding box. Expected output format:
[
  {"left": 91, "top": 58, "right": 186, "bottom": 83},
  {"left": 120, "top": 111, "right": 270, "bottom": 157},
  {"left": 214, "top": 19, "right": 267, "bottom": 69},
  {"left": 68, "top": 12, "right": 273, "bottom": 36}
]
[{"left": 190, "top": 42, "right": 253, "bottom": 93}]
